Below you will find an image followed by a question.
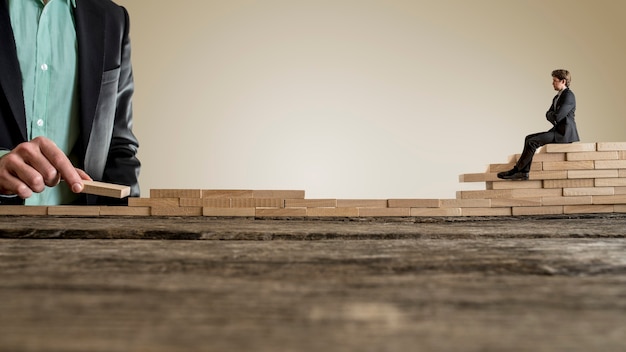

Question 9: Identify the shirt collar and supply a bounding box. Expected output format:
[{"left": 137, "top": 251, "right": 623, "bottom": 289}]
[{"left": 40, "top": 0, "right": 77, "bottom": 7}]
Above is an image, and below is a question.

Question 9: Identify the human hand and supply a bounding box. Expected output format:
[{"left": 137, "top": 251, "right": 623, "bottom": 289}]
[{"left": 0, "top": 136, "right": 92, "bottom": 199}]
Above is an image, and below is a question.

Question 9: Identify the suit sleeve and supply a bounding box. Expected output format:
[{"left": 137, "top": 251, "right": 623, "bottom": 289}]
[{"left": 101, "top": 6, "right": 140, "bottom": 200}]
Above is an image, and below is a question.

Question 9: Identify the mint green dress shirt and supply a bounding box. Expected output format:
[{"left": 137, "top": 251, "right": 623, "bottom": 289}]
[{"left": 7, "top": 0, "right": 80, "bottom": 205}]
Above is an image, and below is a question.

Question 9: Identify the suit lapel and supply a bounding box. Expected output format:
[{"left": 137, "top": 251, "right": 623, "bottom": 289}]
[
  {"left": 74, "top": 0, "right": 105, "bottom": 150},
  {"left": 0, "top": 0, "right": 27, "bottom": 140}
]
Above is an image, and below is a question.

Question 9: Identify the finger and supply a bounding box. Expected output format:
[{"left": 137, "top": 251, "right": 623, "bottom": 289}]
[
  {"left": 0, "top": 151, "right": 46, "bottom": 194},
  {"left": 35, "top": 138, "right": 84, "bottom": 193},
  {"left": 0, "top": 169, "right": 33, "bottom": 199}
]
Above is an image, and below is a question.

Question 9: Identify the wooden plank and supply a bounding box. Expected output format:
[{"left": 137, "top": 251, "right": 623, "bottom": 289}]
[
  {"left": 47, "top": 206, "right": 100, "bottom": 216},
  {"left": 202, "top": 190, "right": 253, "bottom": 198},
  {"left": 255, "top": 208, "right": 307, "bottom": 217},
  {"left": 545, "top": 143, "right": 596, "bottom": 153},
  {"left": 306, "top": 207, "right": 359, "bottom": 217},
  {"left": 253, "top": 190, "right": 305, "bottom": 199},
  {"left": 150, "top": 189, "right": 202, "bottom": 198},
  {"left": 542, "top": 161, "right": 594, "bottom": 171},
  {"left": 284, "top": 199, "right": 337, "bottom": 208},
  {"left": 594, "top": 160, "right": 626, "bottom": 169},
  {"left": 231, "top": 198, "right": 256, "bottom": 208},
  {"left": 566, "top": 151, "right": 618, "bottom": 161},
  {"left": 541, "top": 196, "right": 592, "bottom": 206},
  {"left": 563, "top": 187, "right": 614, "bottom": 197},
  {"left": 543, "top": 179, "right": 594, "bottom": 189},
  {"left": 81, "top": 180, "right": 130, "bottom": 198},
  {"left": 614, "top": 204, "right": 626, "bottom": 213},
  {"left": 440, "top": 199, "right": 491, "bottom": 208},
  {"left": 568, "top": 170, "right": 618, "bottom": 179},
  {"left": 592, "top": 195, "right": 626, "bottom": 205},
  {"left": 487, "top": 163, "right": 542, "bottom": 172},
  {"left": 620, "top": 151, "right": 626, "bottom": 160},
  {"left": 461, "top": 207, "right": 512, "bottom": 217},
  {"left": 594, "top": 178, "right": 626, "bottom": 187},
  {"left": 336, "top": 199, "right": 388, "bottom": 208},
  {"left": 513, "top": 206, "right": 563, "bottom": 216},
  {"left": 529, "top": 171, "right": 568, "bottom": 180},
  {"left": 202, "top": 207, "right": 255, "bottom": 217},
  {"left": 459, "top": 173, "right": 499, "bottom": 183},
  {"left": 180, "top": 198, "right": 231, "bottom": 208},
  {"left": 254, "top": 198, "right": 285, "bottom": 208},
  {"left": 490, "top": 198, "right": 542, "bottom": 207},
  {"left": 487, "top": 180, "right": 543, "bottom": 190},
  {"left": 596, "top": 142, "right": 626, "bottom": 151},
  {"left": 128, "top": 198, "right": 179, "bottom": 207},
  {"left": 615, "top": 187, "right": 626, "bottom": 195},
  {"left": 510, "top": 188, "right": 562, "bottom": 198},
  {"left": 563, "top": 204, "right": 614, "bottom": 214},
  {"left": 621, "top": 169, "right": 626, "bottom": 177},
  {"left": 410, "top": 207, "right": 462, "bottom": 216},
  {"left": 388, "top": 199, "right": 440, "bottom": 208},
  {"left": 358, "top": 208, "right": 411, "bottom": 217},
  {"left": 150, "top": 207, "right": 202, "bottom": 216},
  {"left": 457, "top": 190, "right": 512, "bottom": 199},
  {"left": 0, "top": 206, "right": 48, "bottom": 216},
  {"left": 99, "top": 206, "right": 151, "bottom": 216}
]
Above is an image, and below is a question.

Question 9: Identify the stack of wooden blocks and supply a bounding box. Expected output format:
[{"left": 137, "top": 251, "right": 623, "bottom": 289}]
[{"left": 1, "top": 142, "right": 624, "bottom": 217}]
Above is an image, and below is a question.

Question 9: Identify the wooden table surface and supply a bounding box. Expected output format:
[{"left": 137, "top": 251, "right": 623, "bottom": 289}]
[{"left": 1, "top": 215, "right": 625, "bottom": 352}]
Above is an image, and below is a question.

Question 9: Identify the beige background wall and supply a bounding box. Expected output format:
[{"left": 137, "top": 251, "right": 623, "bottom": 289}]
[{"left": 116, "top": 0, "right": 626, "bottom": 198}]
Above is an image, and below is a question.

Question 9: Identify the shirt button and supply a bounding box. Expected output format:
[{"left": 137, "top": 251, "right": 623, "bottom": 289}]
[
  {"left": 36, "top": 119, "right": 44, "bottom": 127},
  {"left": 41, "top": 64, "right": 48, "bottom": 71}
]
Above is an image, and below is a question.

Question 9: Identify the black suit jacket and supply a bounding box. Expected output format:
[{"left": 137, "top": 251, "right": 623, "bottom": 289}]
[
  {"left": 546, "top": 88, "right": 579, "bottom": 143},
  {"left": 0, "top": 0, "right": 140, "bottom": 204}
]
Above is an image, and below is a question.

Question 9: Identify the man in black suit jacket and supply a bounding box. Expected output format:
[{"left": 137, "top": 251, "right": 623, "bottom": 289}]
[
  {"left": 498, "top": 69, "right": 579, "bottom": 180},
  {"left": 0, "top": 0, "right": 140, "bottom": 204}
]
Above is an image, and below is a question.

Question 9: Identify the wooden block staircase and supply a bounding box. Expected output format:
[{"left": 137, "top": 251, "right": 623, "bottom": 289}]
[{"left": 1, "top": 142, "right": 625, "bottom": 217}]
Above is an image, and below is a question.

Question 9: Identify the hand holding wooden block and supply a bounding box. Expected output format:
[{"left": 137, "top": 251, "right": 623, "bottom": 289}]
[{"left": 80, "top": 180, "right": 131, "bottom": 198}]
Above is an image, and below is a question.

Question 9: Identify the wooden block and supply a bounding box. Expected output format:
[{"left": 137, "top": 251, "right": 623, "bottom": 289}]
[
  {"left": 529, "top": 171, "right": 568, "bottom": 180},
  {"left": 568, "top": 170, "right": 618, "bottom": 179},
  {"left": 99, "top": 206, "right": 151, "bottom": 216},
  {"left": 150, "top": 189, "right": 202, "bottom": 198},
  {"left": 457, "top": 190, "right": 512, "bottom": 199},
  {"left": 563, "top": 187, "right": 614, "bottom": 196},
  {"left": 595, "top": 160, "right": 626, "bottom": 169},
  {"left": 47, "top": 206, "right": 100, "bottom": 216},
  {"left": 487, "top": 180, "right": 543, "bottom": 190},
  {"left": 621, "top": 169, "right": 626, "bottom": 177},
  {"left": 545, "top": 143, "right": 596, "bottom": 153},
  {"left": 388, "top": 199, "right": 440, "bottom": 208},
  {"left": 231, "top": 198, "right": 256, "bottom": 208},
  {"left": 513, "top": 206, "right": 563, "bottom": 216},
  {"left": 180, "top": 198, "right": 231, "bottom": 208},
  {"left": 564, "top": 204, "right": 614, "bottom": 214},
  {"left": 253, "top": 190, "right": 305, "bottom": 199},
  {"left": 542, "top": 160, "right": 594, "bottom": 171},
  {"left": 202, "top": 190, "right": 253, "bottom": 198},
  {"left": 511, "top": 188, "right": 563, "bottom": 198},
  {"left": 595, "top": 178, "right": 626, "bottom": 187},
  {"left": 592, "top": 195, "right": 626, "bottom": 205},
  {"left": 203, "top": 207, "right": 255, "bottom": 217},
  {"left": 461, "top": 207, "right": 512, "bottom": 217},
  {"left": 541, "top": 196, "right": 592, "bottom": 206},
  {"left": 487, "top": 162, "right": 542, "bottom": 172},
  {"left": 440, "top": 199, "right": 491, "bottom": 208},
  {"left": 533, "top": 153, "right": 566, "bottom": 162},
  {"left": 459, "top": 173, "right": 499, "bottom": 183},
  {"left": 596, "top": 142, "right": 626, "bottom": 151},
  {"left": 285, "top": 199, "right": 337, "bottom": 208},
  {"left": 256, "top": 208, "right": 307, "bottom": 217},
  {"left": 150, "top": 207, "right": 202, "bottom": 216},
  {"left": 306, "top": 207, "right": 359, "bottom": 217},
  {"left": 615, "top": 187, "right": 626, "bottom": 195},
  {"left": 81, "top": 180, "right": 130, "bottom": 198},
  {"left": 0, "top": 206, "right": 48, "bottom": 216},
  {"left": 358, "top": 208, "right": 411, "bottom": 217},
  {"left": 254, "top": 198, "right": 285, "bottom": 208},
  {"left": 336, "top": 199, "right": 388, "bottom": 208},
  {"left": 620, "top": 151, "right": 626, "bottom": 160},
  {"left": 128, "top": 197, "right": 180, "bottom": 207},
  {"left": 543, "top": 179, "right": 594, "bottom": 189},
  {"left": 410, "top": 207, "right": 462, "bottom": 216},
  {"left": 490, "top": 198, "right": 542, "bottom": 207},
  {"left": 566, "top": 151, "right": 618, "bottom": 161}
]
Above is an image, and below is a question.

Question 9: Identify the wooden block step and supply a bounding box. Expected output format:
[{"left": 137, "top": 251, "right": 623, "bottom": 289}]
[
  {"left": 541, "top": 196, "right": 592, "bottom": 206},
  {"left": 99, "top": 206, "right": 151, "bottom": 216},
  {"left": 253, "top": 190, "right": 305, "bottom": 199},
  {"left": 564, "top": 204, "right": 614, "bottom": 214},
  {"left": 566, "top": 151, "right": 618, "bottom": 161},
  {"left": 0, "top": 206, "right": 48, "bottom": 216},
  {"left": 47, "top": 206, "right": 100, "bottom": 216},
  {"left": 440, "top": 199, "right": 491, "bottom": 208},
  {"left": 203, "top": 207, "right": 255, "bottom": 217},
  {"left": 410, "top": 207, "right": 461, "bottom": 217},
  {"left": 81, "top": 180, "right": 131, "bottom": 198},
  {"left": 336, "top": 199, "right": 388, "bottom": 208},
  {"left": 150, "top": 189, "right": 202, "bottom": 198},
  {"left": 568, "top": 170, "right": 618, "bottom": 179},
  {"left": 128, "top": 198, "right": 180, "bottom": 207},
  {"left": 306, "top": 207, "right": 359, "bottom": 217},
  {"left": 597, "top": 142, "right": 626, "bottom": 151},
  {"left": 543, "top": 179, "right": 594, "bottom": 189},
  {"left": 513, "top": 206, "right": 563, "bottom": 216},
  {"left": 563, "top": 187, "right": 614, "bottom": 197},
  {"left": 592, "top": 195, "right": 626, "bottom": 205},
  {"left": 388, "top": 199, "right": 440, "bottom": 208},
  {"left": 151, "top": 207, "right": 203, "bottom": 216},
  {"left": 595, "top": 160, "right": 626, "bottom": 169},
  {"left": 542, "top": 161, "right": 594, "bottom": 171},
  {"left": 490, "top": 198, "right": 542, "bottom": 207},
  {"left": 358, "top": 208, "right": 411, "bottom": 217},
  {"left": 545, "top": 143, "right": 596, "bottom": 153},
  {"left": 487, "top": 180, "right": 543, "bottom": 190},
  {"left": 461, "top": 207, "right": 512, "bottom": 216},
  {"left": 202, "top": 190, "right": 253, "bottom": 198},
  {"left": 284, "top": 199, "right": 337, "bottom": 208},
  {"left": 256, "top": 208, "right": 307, "bottom": 217}
]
